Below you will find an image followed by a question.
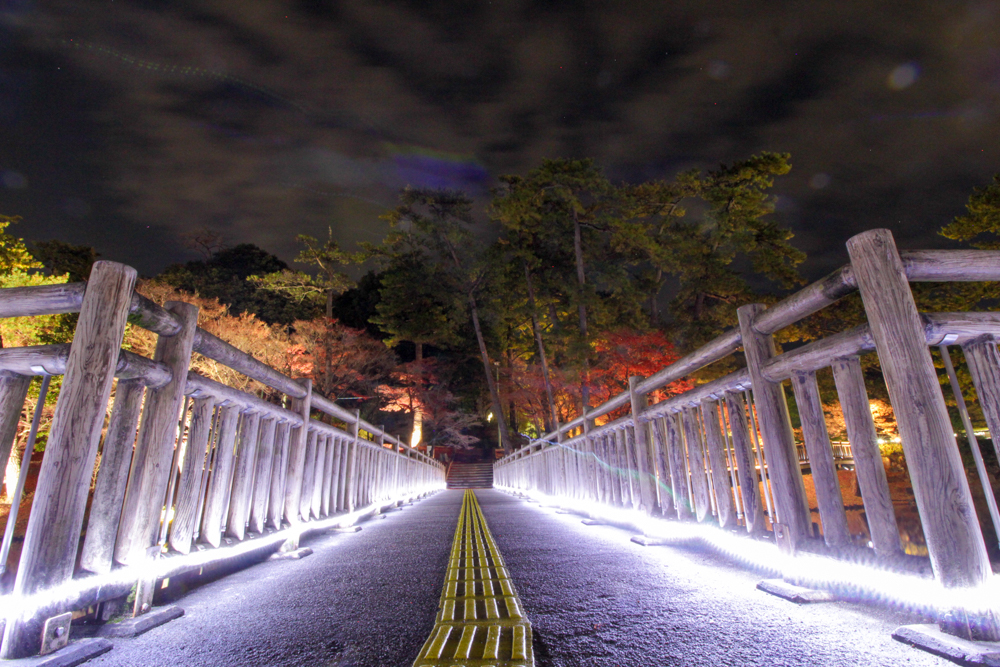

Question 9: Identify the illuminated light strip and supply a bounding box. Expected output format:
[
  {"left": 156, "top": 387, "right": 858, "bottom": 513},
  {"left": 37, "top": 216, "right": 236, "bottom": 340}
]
[
  {"left": 1, "top": 487, "right": 444, "bottom": 628},
  {"left": 413, "top": 490, "right": 533, "bottom": 667},
  {"left": 496, "top": 485, "right": 1000, "bottom": 624}
]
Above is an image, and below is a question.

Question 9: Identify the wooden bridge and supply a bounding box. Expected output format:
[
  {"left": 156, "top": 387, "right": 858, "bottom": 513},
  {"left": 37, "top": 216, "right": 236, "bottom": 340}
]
[{"left": 0, "top": 228, "right": 999, "bottom": 663}]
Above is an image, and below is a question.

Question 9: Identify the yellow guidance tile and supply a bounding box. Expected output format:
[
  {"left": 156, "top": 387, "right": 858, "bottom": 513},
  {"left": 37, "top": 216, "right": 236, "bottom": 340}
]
[{"left": 413, "top": 489, "right": 534, "bottom": 667}]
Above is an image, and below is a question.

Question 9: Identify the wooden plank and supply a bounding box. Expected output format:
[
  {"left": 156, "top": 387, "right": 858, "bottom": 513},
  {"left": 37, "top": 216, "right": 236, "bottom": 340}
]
[
  {"left": 700, "top": 399, "right": 735, "bottom": 529},
  {"left": 723, "top": 391, "right": 765, "bottom": 535},
  {"left": 267, "top": 421, "right": 291, "bottom": 529},
  {"left": 681, "top": 408, "right": 712, "bottom": 522},
  {"left": 226, "top": 411, "right": 262, "bottom": 540},
  {"left": 283, "top": 379, "right": 312, "bottom": 524},
  {"left": 198, "top": 405, "right": 240, "bottom": 548},
  {"left": 80, "top": 379, "right": 145, "bottom": 572},
  {"left": 192, "top": 329, "right": 306, "bottom": 399},
  {"left": 2, "top": 262, "right": 136, "bottom": 660},
  {"left": 831, "top": 357, "right": 901, "bottom": 555},
  {"left": 0, "top": 281, "right": 86, "bottom": 318},
  {"left": 790, "top": 372, "right": 851, "bottom": 548},
  {"left": 248, "top": 416, "right": 278, "bottom": 534},
  {"left": 962, "top": 336, "right": 1000, "bottom": 465},
  {"left": 168, "top": 396, "right": 216, "bottom": 553},
  {"left": 737, "top": 303, "right": 812, "bottom": 550},
  {"left": 847, "top": 229, "right": 992, "bottom": 590},
  {"left": 0, "top": 373, "right": 31, "bottom": 486},
  {"left": 115, "top": 301, "right": 199, "bottom": 566}
]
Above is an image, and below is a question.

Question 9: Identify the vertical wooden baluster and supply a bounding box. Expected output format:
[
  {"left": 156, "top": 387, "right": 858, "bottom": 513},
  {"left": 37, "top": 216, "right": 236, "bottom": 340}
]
[
  {"left": 168, "top": 395, "right": 216, "bottom": 553},
  {"left": 724, "top": 391, "right": 765, "bottom": 535},
  {"left": 628, "top": 376, "right": 658, "bottom": 514},
  {"left": 249, "top": 416, "right": 278, "bottom": 534},
  {"left": 790, "top": 371, "right": 850, "bottom": 548},
  {"left": 283, "top": 379, "right": 312, "bottom": 524},
  {"left": 80, "top": 378, "right": 145, "bottom": 572},
  {"left": 664, "top": 412, "right": 691, "bottom": 520},
  {"left": 700, "top": 398, "right": 735, "bottom": 528},
  {"left": 962, "top": 336, "right": 1000, "bottom": 480},
  {"left": 345, "top": 412, "right": 360, "bottom": 511},
  {"left": 738, "top": 303, "right": 812, "bottom": 551},
  {"left": 0, "top": 373, "right": 31, "bottom": 489},
  {"left": 115, "top": 301, "right": 198, "bottom": 566},
  {"left": 2, "top": 262, "right": 136, "bottom": 660},
  {"left": 227, "top": 411, "right": 261, "bottom": 540},
  {"left": 299, "top": 428, "right": 319, "bottom": 520},
  {"left": 681, "top": 407, "right": 712, "bottom": 522},
  {"left": 199, "top": 405, "right": 241, "bottom": 547},
  {"left": 320, "top": 433, "right": 334, "bottom": 516},
  {"left": 651, "top": 417, "right": 674, "bottom": 516},
  {"left": 267, "top": 421, "right": 291, "bottom": 530}
]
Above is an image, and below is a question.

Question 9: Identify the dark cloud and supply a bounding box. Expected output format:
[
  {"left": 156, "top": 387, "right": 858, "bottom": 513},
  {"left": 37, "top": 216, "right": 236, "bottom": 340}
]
[{"left": 0, "top": 0, "right": 998, "bottom": 279}]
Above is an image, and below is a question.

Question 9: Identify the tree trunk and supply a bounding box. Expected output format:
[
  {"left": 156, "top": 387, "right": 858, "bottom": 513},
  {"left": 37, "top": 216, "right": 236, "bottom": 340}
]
[
  {"left": 651, "top": 267, "right": 662, "bottom": 325},
  {"left": 572, "top": 209, "right": 591, "bottom": 411},
  {"left": 410, "top": 342, "right": 424, "bottom": 448},
  {"left": 523, "top": 262, "right": 559, "bottom": 434},
  {"left": 468, "top": 292, "right": 513, "bottom": 454}
]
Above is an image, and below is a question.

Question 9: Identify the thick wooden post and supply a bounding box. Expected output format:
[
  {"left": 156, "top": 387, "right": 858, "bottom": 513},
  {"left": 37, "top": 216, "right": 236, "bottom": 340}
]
[
  {"left": 700, "top": 399, "right": 735, "bottom": 529},
  {"left": 831, "top": 357, "right": 900, "bottom": 555},
  {"left": 847, "top": 229, "right": 993, "bottom": 594},
  {"left": 267, "top": 421, "right": 291, "bottom": 529},
  {"left": 724, "top": 391, "right": 765, "bottom": 535},
  {"left": 80, "top": 379, "right": 145, "bottom": 572},
  {"left": 249, "top": 417, "right": 278, "bottom": 534},
  {"left": 0, "top": 374, "right": 31, "bottom": 483},
  {"left": 789, "top": 372, "right": 850, "bottom": 547},
  {"left": 681, "top": 408, "right": 712, "bottom": 522},
  {"left": 199, "top": 405, "right": 241, "bottom": 547},
  {"left": 2, "top": 262, "right": 136, "bottom": 660},
  {"left": 628, "top": 376, "right": 658, "bottom": 514},
  {"left": 168, "top": 396, "right": 216, "bottom": 553},
  {"left": 115, "top": 301, "right": 198, "bottom": 565},
  {"left": 283, "top": 379, "right": 312, "bottom": 524},
  {"left": 226, "top": 411, "right": 262, "bottom": 540},
  {"left": 737, "top": 303, "right": 812, "bottom": 550}
]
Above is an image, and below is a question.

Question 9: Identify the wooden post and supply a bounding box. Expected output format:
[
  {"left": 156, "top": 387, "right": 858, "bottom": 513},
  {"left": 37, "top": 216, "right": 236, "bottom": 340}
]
[
  {"left": 168, "top": 396, "right": 216, "bottom": 553},
  {"left": 737, "top": 303, "right": 812, "bottom": 550},
  {"left": 847, "top": 229, "right": 995, "bottom": 612},
  {"left": 681, "top": 408, "right": 712, "bottom": 522},
  {"left": 249, "top": 417, "right": 278, "bottom": 534},
  {"left": 790, "top": 371, "right": 851, "bottom": 548},
  {"left": 266, "top": 421, "right": 291, "bottom": 529},
  {"left": 0, "top": 374, "right": 31, "bottom": 485},
  {"left": 80, "top": 379, "right": 145, "bottom": 572},
  {"left": 199, "top": 404, "right": 241, "bottom": 547},
  {"left": 723, "top": 391, "right": 765, "bottom": 535},
  {"left": 962, "top": 336, "right": 1000, "bottom": 464},
  {"left": 226, "top": 411, "right": 262, "bottom": 540},
  {"left": 628, "top": 376, "right": 658, "bottom": 515},
  {"left": 700, "top": 399, "right": 735, "bottom": 529},
  {"left": 283, "top": 379, "right": 312, "bottom": 524},
  {"left": 2, "top": 262, "right": 136, "bottom": 660},
  {"left": 115, "top": 301, "right": 199, "bottom": 566}
]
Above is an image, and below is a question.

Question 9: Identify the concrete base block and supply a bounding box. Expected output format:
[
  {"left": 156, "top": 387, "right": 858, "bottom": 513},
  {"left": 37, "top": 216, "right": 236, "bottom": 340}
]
[
  {"left": 893, "top": 624, "right": 1000, "bottom": 666},
  {"left": 6, "top": 638, "right": 113, "bottom": 667},
  {"left": 630, "top": 535, "right": 668, "bottom": 546},
  {"left": 269, "top": 547, "right": 313, "bottom": 561},
  {"left": 331, "top": 525, "right": 362, "bottom": 533},
  {"left": 756, "top": 579, "right": 835, "bottom": 604},
  {"left": 97, "top": 606, "right": 184, "bottom": 638},
  {"left": 581, "top": 519, "right": 603, "bottom": 526}
]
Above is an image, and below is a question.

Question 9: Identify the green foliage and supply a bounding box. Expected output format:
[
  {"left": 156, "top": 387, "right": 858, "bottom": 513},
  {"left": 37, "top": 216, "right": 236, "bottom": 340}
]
[
  {"left": 941, "top": 174, "right": 1000, "bottom": 249},
  {"left": 163, "top": 243, "right": 317, "bottom": 324},
  {"left": 31, "top": 239, "right": 99, "bottom": 282}
]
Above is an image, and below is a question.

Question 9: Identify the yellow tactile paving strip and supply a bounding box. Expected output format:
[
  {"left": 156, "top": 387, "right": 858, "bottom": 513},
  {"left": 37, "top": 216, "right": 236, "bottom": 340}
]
[{"left": 414, "top": 489, "right": 534, "bottom": 667}]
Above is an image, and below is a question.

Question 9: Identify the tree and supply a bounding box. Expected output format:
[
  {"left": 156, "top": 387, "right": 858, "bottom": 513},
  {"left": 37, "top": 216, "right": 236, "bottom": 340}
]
[
  {"left": 31, "top": 240, "right": 99, "bottom": 282},
  {"left": 375, "top": 188, "right": 515, "bottom": 453}
]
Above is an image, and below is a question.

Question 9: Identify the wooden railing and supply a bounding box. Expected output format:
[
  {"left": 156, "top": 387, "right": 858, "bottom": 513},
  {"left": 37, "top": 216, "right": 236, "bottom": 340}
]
[
  {"left": 495, "top": 229, "right": 1000, "bottom": 638},
  {"left": 0, "top": 261, "right": 445, "bottom": 658}
]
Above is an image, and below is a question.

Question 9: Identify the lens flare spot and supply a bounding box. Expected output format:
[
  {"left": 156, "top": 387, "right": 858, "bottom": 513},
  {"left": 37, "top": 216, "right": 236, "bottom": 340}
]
[{"left": 888, "top": 62, "right": 920, "bottom": 90}]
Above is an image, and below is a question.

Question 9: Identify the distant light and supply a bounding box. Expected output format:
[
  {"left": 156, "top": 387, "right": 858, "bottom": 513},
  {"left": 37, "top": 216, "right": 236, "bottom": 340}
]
[
  {"left": 888, "top": 63, "right": 919, "bottom": 90},
  {"left": 487, "top": 412, "right": 493, "bottom": 423}
]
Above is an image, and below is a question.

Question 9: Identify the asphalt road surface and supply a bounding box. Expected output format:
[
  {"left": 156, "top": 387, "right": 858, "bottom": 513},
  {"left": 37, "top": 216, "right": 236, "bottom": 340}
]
[{"left": 80, "top": 489, "right": 948, "bottom": 667}]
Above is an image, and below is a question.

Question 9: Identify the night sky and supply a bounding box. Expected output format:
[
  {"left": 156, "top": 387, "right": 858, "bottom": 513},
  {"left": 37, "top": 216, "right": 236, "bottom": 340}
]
[{"left": 1, "top": 1, "right": 999, "bottom": 280}]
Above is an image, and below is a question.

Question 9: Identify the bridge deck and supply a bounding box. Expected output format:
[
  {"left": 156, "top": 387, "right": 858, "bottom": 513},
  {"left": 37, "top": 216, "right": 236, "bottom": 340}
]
[{"left": 78, "top": 491, "right": 946, "bottom": 667}]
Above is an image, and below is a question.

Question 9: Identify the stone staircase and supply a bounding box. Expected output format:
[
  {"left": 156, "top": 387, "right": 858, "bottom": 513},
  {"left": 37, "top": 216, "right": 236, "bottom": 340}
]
[{"left": 446, "top": 461, "right": 494, "bottom": 489}]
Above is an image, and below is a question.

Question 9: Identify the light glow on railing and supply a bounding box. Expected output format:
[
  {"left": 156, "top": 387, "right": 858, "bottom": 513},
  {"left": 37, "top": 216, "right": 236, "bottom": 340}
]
[
  {"left": 496, "top": 485, "right": 1000, "bottom": 626},
  {"left": 1, "top": 486, "right": 444, "bottom": 628}
]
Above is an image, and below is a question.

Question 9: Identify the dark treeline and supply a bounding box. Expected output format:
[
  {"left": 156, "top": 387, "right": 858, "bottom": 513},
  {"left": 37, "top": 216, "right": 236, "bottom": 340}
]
[{"left": 5, "top": 163, "right": 1000, "bottom": 458}]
